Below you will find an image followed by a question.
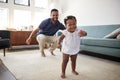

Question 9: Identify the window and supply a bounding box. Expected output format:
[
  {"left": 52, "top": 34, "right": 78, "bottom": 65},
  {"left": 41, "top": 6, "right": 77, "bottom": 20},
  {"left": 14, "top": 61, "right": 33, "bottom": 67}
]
[
  {"left": 33, "top": 12, "right": 48, "bottom": 28},
  {"left": 13, "top": 10, "right": 31, "bottom": 30},
  {"left": 0, "top": 0, "right": 8, "bottom": 3},
  {"left": 14, "top": 0, "right": 30, "bottom": 6},
  {"left": 0, "top": 8, "right": 9, "bottom": 29},
  {"left": 35, "top": 0, "right": 48, "bottom": 8}
]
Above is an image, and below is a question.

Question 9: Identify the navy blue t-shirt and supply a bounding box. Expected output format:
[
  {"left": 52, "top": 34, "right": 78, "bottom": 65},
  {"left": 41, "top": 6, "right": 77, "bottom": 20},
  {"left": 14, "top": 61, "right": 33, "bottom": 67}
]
[{"left": 37, "top": 18, "right": 65, "bottom": 36}]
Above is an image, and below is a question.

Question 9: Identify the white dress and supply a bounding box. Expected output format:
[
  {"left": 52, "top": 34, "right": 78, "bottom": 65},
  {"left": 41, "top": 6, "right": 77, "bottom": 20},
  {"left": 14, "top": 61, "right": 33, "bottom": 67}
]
[{"left": 61, "top": 29, "right": 81, "bottom": 55}]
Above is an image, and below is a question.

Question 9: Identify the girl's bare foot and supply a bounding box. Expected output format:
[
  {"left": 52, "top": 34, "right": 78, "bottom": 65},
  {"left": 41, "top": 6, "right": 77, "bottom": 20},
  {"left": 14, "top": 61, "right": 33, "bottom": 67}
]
[
  {"left": 61, "top": 74, "right": 66, "bottom": 79},
  {"left": 72, "top": 71, "right": 79, "bottom": 75}
]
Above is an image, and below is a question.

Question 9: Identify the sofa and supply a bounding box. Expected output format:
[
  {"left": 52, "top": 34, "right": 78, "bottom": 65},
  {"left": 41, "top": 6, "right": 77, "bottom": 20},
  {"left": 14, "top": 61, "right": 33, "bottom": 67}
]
[
  {"left": 0, "top": 30, "right": 10, "bottom": 56},
  {"left": 79, "top": 24, "right": 120, "bottom": 58}
]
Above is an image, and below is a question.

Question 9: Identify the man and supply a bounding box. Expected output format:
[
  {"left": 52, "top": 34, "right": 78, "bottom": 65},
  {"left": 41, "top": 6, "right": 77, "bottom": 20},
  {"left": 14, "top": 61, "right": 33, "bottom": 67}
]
[{"left": 26, "top": 9, "right": 65, "bottom": 57}]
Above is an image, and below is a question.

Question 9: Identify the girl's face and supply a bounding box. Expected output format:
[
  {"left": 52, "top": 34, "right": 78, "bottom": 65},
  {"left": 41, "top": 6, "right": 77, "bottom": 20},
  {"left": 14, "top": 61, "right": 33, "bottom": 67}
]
[{"left": 66, "top": 19, "right": 77, "bottom": 32}]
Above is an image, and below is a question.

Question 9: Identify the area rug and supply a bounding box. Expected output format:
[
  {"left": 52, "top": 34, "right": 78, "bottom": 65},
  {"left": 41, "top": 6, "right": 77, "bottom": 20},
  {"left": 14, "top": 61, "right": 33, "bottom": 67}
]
[{"left": 0, "top": 49, "right": 120, "bottom": 80}]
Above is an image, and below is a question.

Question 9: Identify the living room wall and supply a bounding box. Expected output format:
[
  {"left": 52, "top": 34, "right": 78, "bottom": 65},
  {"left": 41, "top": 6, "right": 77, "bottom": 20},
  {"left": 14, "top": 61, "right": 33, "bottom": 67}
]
[
  {"left": 59, "top": 0, "right": 120, "bottom": 26},
  {"left": 0, "top": 0, "right": 120, "bottom": 29}
]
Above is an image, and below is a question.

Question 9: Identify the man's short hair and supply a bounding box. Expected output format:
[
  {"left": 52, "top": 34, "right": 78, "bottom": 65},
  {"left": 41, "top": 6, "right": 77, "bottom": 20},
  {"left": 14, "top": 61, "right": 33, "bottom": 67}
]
[{"left": 51, "top": 9, "right": 58, "bottom": 13}]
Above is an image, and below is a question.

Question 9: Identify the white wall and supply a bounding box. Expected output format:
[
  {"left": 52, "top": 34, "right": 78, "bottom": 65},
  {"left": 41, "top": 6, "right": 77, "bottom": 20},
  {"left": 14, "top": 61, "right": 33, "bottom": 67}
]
[
  {"left": 0, "top": 0, "right": 120, "bottom": 28},
  {"left": 59, "top": 0, "right": 120, "bottom": 26}
]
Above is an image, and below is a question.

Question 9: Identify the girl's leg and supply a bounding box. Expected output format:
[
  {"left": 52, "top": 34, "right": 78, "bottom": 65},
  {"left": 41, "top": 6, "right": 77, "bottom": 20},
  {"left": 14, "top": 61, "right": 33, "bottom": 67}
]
[
  {"left": 61, "top": 53, "right": 69, "bottom": 78},
  {"left": 70, "top": 54, "right": 79, "bottom": 75}
]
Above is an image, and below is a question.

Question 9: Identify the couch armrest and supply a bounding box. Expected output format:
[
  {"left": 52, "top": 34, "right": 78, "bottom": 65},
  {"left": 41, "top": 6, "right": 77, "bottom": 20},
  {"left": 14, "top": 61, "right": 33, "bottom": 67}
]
[
  {"left": 0, "top": 39, "right": 10, "bottom": 49},
  {"left": 0, "top": 30, "right": 10, "bottom": 39}
]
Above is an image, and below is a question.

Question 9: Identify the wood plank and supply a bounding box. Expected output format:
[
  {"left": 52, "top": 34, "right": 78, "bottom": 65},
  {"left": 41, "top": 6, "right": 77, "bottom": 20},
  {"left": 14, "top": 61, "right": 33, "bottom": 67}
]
[{"left": 0, "top": 59, "right": 16, "bottom": 80}]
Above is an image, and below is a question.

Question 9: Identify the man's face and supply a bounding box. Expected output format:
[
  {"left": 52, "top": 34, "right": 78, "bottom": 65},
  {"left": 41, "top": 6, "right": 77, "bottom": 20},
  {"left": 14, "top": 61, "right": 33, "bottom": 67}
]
[{"left": 51, "top": 11, "right": 59, "bottom": 22}]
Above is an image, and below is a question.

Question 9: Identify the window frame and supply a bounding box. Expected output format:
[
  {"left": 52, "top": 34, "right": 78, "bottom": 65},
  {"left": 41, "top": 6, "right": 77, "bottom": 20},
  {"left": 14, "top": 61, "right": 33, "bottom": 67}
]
[
  {"left": 14, "top": 0, "right": 30, "bottom": 6},
  {"left": 0, "top": 0, "right": 8, "bottom": 3}
]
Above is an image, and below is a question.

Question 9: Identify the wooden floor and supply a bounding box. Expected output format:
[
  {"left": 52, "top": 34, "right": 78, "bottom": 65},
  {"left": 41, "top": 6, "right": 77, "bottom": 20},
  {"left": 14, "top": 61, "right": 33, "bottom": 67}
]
[{"left": 0, "top": 59, "right": 16, "bottom": 80}]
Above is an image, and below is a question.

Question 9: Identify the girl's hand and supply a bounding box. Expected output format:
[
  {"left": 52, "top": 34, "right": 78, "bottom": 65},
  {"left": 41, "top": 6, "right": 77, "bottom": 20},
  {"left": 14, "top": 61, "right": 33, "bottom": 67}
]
[{"left": 79, "top": 30, "right": 87, "bottom": 37}]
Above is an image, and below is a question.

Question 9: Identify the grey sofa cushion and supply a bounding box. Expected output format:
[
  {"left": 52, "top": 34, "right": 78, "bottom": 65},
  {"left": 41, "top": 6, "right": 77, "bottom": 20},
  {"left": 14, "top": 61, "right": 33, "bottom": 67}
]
[
  {"left": 79, "top": 25, "right": 120, "bottom": 38},
  {"left": 81, "top": 38, "right": 120, "bottom": 48}
]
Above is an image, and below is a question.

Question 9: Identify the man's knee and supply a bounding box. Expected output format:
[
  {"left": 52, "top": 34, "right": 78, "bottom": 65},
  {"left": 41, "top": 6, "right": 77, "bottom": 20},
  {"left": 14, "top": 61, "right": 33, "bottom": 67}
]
[{"left": 37, "top": 35, "right": 47, "bottom": 43}]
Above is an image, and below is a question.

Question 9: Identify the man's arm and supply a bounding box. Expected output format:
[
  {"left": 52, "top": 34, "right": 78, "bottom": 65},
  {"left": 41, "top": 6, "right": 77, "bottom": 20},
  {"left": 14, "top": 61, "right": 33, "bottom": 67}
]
[
  {"left": 57, "top": 34, "right": 65, "bottom": 48},
  {"left": 26, "top": 28, "right": 40, "bottom": 45}
]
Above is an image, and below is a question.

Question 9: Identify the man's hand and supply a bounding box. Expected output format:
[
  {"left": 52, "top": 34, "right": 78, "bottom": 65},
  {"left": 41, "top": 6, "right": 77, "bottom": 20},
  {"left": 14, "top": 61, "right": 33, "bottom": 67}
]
[
  {"left": 57, "top": 43, "right": 61, "bottom": 49},
  {"left": 26, "top": 38, "right": 31, "bottom": 45}
]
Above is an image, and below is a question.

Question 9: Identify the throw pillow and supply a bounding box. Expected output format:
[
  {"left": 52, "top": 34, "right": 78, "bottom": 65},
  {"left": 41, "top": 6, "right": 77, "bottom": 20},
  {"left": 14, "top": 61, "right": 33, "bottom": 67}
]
[
  {"left": 117, "top": 34, "right": 120, "bottom": 39},
  {"left": 104, "top": 28, "right": 120, "bottom": 38}
]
